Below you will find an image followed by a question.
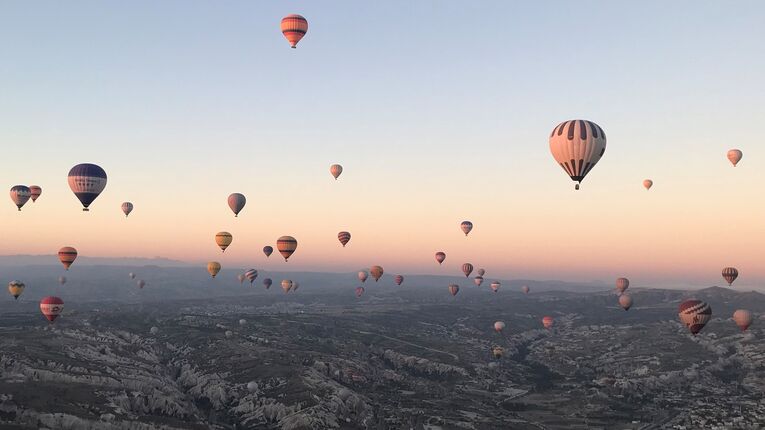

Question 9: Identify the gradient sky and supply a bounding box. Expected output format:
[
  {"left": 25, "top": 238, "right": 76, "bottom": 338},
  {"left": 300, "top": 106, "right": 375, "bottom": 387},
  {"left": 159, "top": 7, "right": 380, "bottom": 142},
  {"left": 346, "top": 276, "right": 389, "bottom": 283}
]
[{"left": 1, "top": 1, "right": 764, "bottom": 287}]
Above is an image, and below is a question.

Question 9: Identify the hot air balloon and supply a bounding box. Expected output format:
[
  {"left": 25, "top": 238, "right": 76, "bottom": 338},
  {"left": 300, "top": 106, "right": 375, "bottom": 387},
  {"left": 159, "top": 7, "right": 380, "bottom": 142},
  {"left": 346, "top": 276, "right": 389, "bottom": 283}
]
[
  {"left": 237, "top": 273, "right": 246, "bottom": 284},
  {"left": 40, "top": 296, "right": 64, "bottom": 322},
  {"left": 121, "top": 202, "right": 134, "bottom": 217},
  {"left": 461, "top": 263, "right": 473, "bottom": 278},
  {"left": 8, "top": 281, "right": 24, "bottom": 300},
  {"left": 492, "top": 346, "right": 504, "bottom": 359},
  {"left": 474, "top": 276, "right": 484, "bottom": 287},
  {"left": 618, "top": 294, "right": 633, "bottom": 311},
  {"left": 68, "top": 163, "right": 107, "bottom": 211},
  {"left": 207, "top": 262, "right": 221, "bottom": 278},
  {"left": 58, "top": 276, "right": 67, "bottom": 286},
  {"left": 245, "top": 269, "right": 258, "bottom": 284},
  {"left": 678, "top": 299, "right": 712, "bottom": 335},
  {"left": 722, "top": 267, "right": 738, "bottom": 286},
  {"left": 358, "top": 270, "right": 369, "bottom": 283},
  {"left": 263, "top": 246, "right": 273, "bottom": 258},
  {"left": 616, "top": 277, "right": 629, "bottom": 294},
  {"left": 521, "top": 285, "right": 530, "bottom": 294},
  {"left": 549, "top": 120, "right": 607, "bottom": 190},
  {"left": 281, "top": 14, "right": 308, "bottom": 49},
  {"left": 355, "top": 286, "right": 364, "bottom": 298},
  {"left": 394, "top": 275, "right": 404, "bottom": 286},
  {"left": 292, "top": 281, "right": 300, "bottom": 292},
  {"left": 643, "top": 179, "right": 653, "bottom": 190},
  {"left": 10, "top": 185, "right": 31, "bottom": 210},
  {"left": 494, "top": 321, "right": 506, "bottom": 333},
  {"left": 338, "top": 231, "right": 351, "bottom": 247},
  {"left": 58, "top": 246, "right": 78, "bottom": 270},
  {"left": 727, "top": 149, "right": 742, "bottom": 167},
  {"left": 448, "top": 284, "right": 460, "bottom": 296},
  {"left": 330, "top": 164, "right": 343, "bottom": 180},
  {"left": 239, "top": 319, "right": 247, "bottom": 326},
  {"left": 733, "top": 309, "right": 753, "bottom": 332},
  {"left": 247, "top": 381, "right": 258, "bottom": 393},
  {"left": 460, "top": 221, "right": 473, "bottom": 236},
  {"left": 150, "top": 326, "right": 159, "bottom": 335},
  {"left": 263, "top": 278, "right": 273, "bottom": 289},
  {"left": 215, "top": 232, "right": 233, "bottom": 252},
  {"left": 277, "top": 236, "right": 298, "bottom": 261},
  {"left": 227, "top": 193, "right": 246, "bottom": 217},
  {"left": 490, "top": 281, "right": 500, "bottom": 293},
  {"left": 129, "top": 272, "right": 136, "bottom": 280},
  {"left": 370, "top": 266, "right": 384, "bottom": 282},
  {"left": 29, "top": 185, "right": 42, "bottom": 202},
  {"left": 137, "top": 280, "right": 146, "bottom": 289},
  {"left": 542, "top": 316, "right": 554, "bottom": 329},
  {"left": 281, "top": 279, "right": 293, "bottom": 293},
  {"left": 435, "top": 252, "right": 446, "bottom": 265},
  {"left": 477, "top": 268, "right": 485, "bottom": 277}
]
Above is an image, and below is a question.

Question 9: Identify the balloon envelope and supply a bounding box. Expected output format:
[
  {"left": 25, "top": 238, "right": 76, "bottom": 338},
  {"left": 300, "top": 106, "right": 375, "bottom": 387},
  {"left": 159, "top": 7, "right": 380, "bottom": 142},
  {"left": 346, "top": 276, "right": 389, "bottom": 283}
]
[
  {"left": 244, "top": 269, "right": 258, "bottom": 283},
  {"left": 490, "top": 281, "right": 500, "bottom": 292},
  {"left": 9, "top": 185, "right": 31, "bottom": 211},
  {"left": 643, "top": 179, "right": 653, "bottom": 190},
  {"left": 394, "top": 275, "right": 404, "bottom": 286},
  {"left": 355, "top": 286, "right": 364, "bottom": 298},
  {"left": 733, "top": 309, "right": 753, "bottom": 331},
  {"left": 68, "top": 163, "right": 107, "bottom": 211},
  {"left": 435, "top": 252, "right": 446, "bottom": 265},
  {"left": 330, "top": 164, "right": 343, "bottom": 179},
  {"left": 542, "top": 316, "right": 554, "bottom": 329},
  {"left": 616, "top": 277, "right": 629, "bottom": 293},
  {"left": 448, "top": 284, "right": 460, "bottom": 296},
  {"left": 40, "top": 296, "right": 64, "bottom": 322},
  {"left": 58, "top": 247, "right": 78, "bottom": 270},
  {"left": 474, "top": 276, "right": 484, "bottom": 287},
  {"left": 58, "top": 276, "right": 67, "bottom": 286},
  {"left": 358, "top": 270, "right": 368, "bottom": 283},
  {"left": 370, "top": 266, "right": 384, "bottom": 282},
  {"left": 494, "top": 321, "right": 506, "bottom": 332},
  {"left": 461, "top": 263, "right": 473, "bottom": 278},
  {"left": 137, "top": 280, "right": 146, "bottom": 289},
  {"left": 29, "top": 185, "right": 42, "bottom": 202},
  {"left": 207, "top": 262, "right": 221, "bottom": 278},
  {"left": 338, "top": 231, "right": 351, "bottom": 247},
  {"left": 8, "top": 280, "right": 25, "bottom": 300},
  {"left": 263, "top": 278, "right": 273, "bottom": 289},
  {"left": 549, "top": 120, "right": 606, "bottom": 190},
  {"left": 281, "top": 14, "right": 308, "bottom": 48},
  {"left": 521, "top": 285, "right": 530, "bottom": 294},
  {"left": 263, "top": 246, "right": 273, "bottom": 257},
  {"left": 277, "top": 236, "right": 298, "bottom": 261},
  {"left": 678, "top": 299, "right": 712, "bottom": 335},
  {"left": 228, "top": 193, "right": 246, "bottom": 217},
  {"left": 215, "top": 232, "right": 233, "bottom": 252},
  {"left": 477, "top": 268, "right": 485, "bottom": 277},
  {"left": 121, "top": 202, "right": 134, "bottom": 217},
  {"left": 460, "top": 221, "right": 473, "bottom": 236},
  {"left": 618, "top": 294, "right": 633, "bottom": 311},
  {"left": 722, "top": 267, "right": 738, "bottom": 286},
  {"left": 727, "top": 149, "right": 742, "bottom": 166}
]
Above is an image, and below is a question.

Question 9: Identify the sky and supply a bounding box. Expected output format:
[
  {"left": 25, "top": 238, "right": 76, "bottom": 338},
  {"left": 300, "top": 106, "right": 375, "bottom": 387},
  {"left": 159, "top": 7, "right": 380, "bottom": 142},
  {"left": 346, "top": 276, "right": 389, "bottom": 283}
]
[{"left": 1, "top": 1, "right": 764, "bottom": 288}]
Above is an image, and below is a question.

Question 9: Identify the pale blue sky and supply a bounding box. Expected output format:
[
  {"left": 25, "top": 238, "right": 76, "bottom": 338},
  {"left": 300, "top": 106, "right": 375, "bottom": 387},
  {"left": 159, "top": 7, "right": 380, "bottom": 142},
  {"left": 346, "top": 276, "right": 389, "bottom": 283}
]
[{"left": 1, "top": 1, "right": 764, "bottom": 286}]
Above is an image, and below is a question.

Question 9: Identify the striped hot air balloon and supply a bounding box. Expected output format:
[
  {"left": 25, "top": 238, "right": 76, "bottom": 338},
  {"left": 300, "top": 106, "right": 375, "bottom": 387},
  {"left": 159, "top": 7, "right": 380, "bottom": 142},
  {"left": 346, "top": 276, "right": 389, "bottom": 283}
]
[
  {"left": 29, "top": 185, "right": 42, "bottom": 202},
  {"left": 542, "top": 316, "right": 554, "bottom": 329},
  {"left": 244, "top": 269, "right": 258, "bottom": 284},
  {"left": 370, "top": 266, "right": 384, "bottom": 282},
  {"left": 58, "top": 247, "right": 78, "bottom": 270},
  {"left": 394, "top": 275, "right": 404, "bottom": 286},
  {"left": 338, "top": 231, "right": 351, "bottom": 247},
  {"left": 8, "top": 280, "right": 25, "bottom": 300},
  {"left": 460, "top": 221, "right": 473, "bottom": 236},
  {"left": 263, "top": 246, "right": 273, "bottom": 258},
  {"left": 281, "top": 14, "right": 308, "bottom": 48},
  {"left": 277, "top": 236, "right": 298, "bottom": 261},
  {"left": 643, "top": 179, "right": 653, "bottom": 190},
  {"left": 355, "top": 286, "right": 364, "bottom": 298},
  {"left": 727, "top": 149, "right": 742, "bottom": 167},
  {"left": 263, "top": 278, "right": 273, "bottom": 289},
  {"left": 228, "top": 193, "right": 246, "bottom": 217},
  {"left": 733, "top": 309, "right": 753, "bottom": 332},
  {"left": 40, "top": 296, "right": 64, "bottom": 322},
  {"left": 68, "top": 163, "right": 107, "bottom": 211},
  {"left": 678, "top": 299, "right": 712, "bottom": 335},
  {"left": 494, "top": 321, "right": 506, "bottom": 333},
  {"left": 435, "top": 252, "right": 446, "bottom": 265},
  {"left": 121, "top": 202, "right": 134, "bottom": 217},
  {"left": 330, "top": 164, "right": 343, "bottom": 180},
  {"left": 358, "top": 270, "right": 368, "bottom": 283},
  {"left": 490, "top": 281, "right": 500, "bottom": 293},
  {"left": 448, "top": 284, "right": 460, "bottom": 297},
  {"left": 9, "top": 185, "right": 31, "bottom": 211},
  {"left": 618, "top": 294, "right": 633, "bottom": 311},
  {"left": 215, "top": 232, "right": 233, "bottom": 252},
  {"left": 722, "top": 267, "right": 738, "bottom": 286},
  {"left": 207, "top": 261, "right": 221, "bottom": 278},
  {"left": 549, "top": 120, "right": 606, "bottom": 190},
  {"left": 281, "top": 279, "right": 293, "bottom": 293},
  {"left": 474, "top": 276, "right": 484, "bottom": 287},
  {"left": 616, "top": 277, "right": 629, "bottom": 294},
  {"left": 461, "top": 263, "right": 473, "bottom": 278}
]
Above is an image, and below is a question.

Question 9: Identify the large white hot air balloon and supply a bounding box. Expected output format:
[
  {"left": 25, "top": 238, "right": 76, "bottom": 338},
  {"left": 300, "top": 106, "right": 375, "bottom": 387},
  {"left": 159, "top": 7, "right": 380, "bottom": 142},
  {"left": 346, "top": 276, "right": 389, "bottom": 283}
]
[{"left": 549, "top": 120, "right": 607, "bottom": 190}]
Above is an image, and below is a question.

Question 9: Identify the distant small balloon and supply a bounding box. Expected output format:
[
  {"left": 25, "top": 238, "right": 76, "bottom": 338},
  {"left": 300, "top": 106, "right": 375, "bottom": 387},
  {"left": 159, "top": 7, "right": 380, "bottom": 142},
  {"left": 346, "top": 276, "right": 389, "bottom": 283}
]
[
  {"left": 460, "top": 221, "right": 473, "bottom": 236},
  {"left": 40, "top": 296, "right": 64, "bottom": 323},
  {"left": 394, "top": 275, "right": 404, "bottom": 286},
  {"left": 29, "top": 185, "right": 42, "bottom": 202},
  {"left": 277, "top": 236, "right": 298, "bottom": 261},
  {"left": 542, "top": 316, "right": 554, "bottom": 329},
  {"left": 10, "top": 185, "right": 32, "bottom": 211},
  {"left": 618, "top": 294, "right": 633, "bottom": 311},
  {"left": 8, "top": 280, "right": 25, "bottom": 300},
  {"left": 207, "top": 262, "right": 221, "bottom": 278},
  {"left": 494, "top": 321, "right": 506, "bottom": 333},
  {"left": 215, "top": 232, "right": 233, "bottom": 252},
  {"left": 239, "top": 319, "right": 247, "bottom": 326},
  {"left": 435, "top": 252, "right": 446, "bottom": 265},
  {"left": 330, "top": 164, "right": 343, "bottom": 180},
  {"left": 247, "top": 381, "right": 258, "bottom": 393},
  {"left": 58, "top": 276, "right": 67, "bottom": 286},
  {"left": 492, "top": 345, "right": 504, "bottom": 359},
  {"left": 129, "top": 272, "right": 136, "bottom": 280},
  {"left": 237, "top": 273, "right": 246, "bottom": 284},
  {"left": 281, "top": 14, "right": 308, "bottom": 49},
  {"left": 58, "top": 247, "right": 78, "bottom": 271},
  {"left": 370, "top": 266, "right": 384, "bottom": 282},
  {"left": 137, "top": 280, "right": 146, "bottom": 289},
  {"left": 722, "top": 267, "right": 738, "bottom": 286},
  {"left": 228, "top": 193, "right": 246, "bottom": 217},
  {"left": 355, "top": 286, "right": 365, "bottom": 298},
  {"left": 150, "top": 326, "right": 159, "bottom": 335},
  {"left": 121, "top": 202, "right": 134, "bottom": 217},
  {"left": 448, "top": 284, "right": 460, "bottom": 297},
  {"left": 338, "top": 231, "right": 351, "bottom": 247},
  {"left": 490, "top": 281, "right": 500, "bottom": 293},
  {"left": 461, "top": 263, "right": 473, "bottom": 278},
  {"left": 733, "top": 309, "right": 753, "bottom": 332},
  {"left": 225, "top": 330, "right": 233, "bottom": 338},
  {"left": 263, "top": 246, "right": 273, "bottom": 258},
  {"left": 263, "top": 278, "right": 273, "bottom": 289},
  {"left": 244, "top": 269, "right": 258, "bottom": 284},
  {"left": 521, "top": 285, "right": 530, "bottom": 294},
  {"left": 281, "top": 279, "right": 293, "bottom": 293},
  {"left": 477, "top": 268, "right": 485, "bottom": 277},
  {"left": 358, "top": 270, "right": 369, "bottom": 283},
  {"left": 616, "top": 277, "right": 629, "bottom": 294},
  {"left": 292, "top": 281, "right": 300, "bottom": 292},
  {"left": 727, "top": 149, "right": 742, "bottom": 167},
  {"left": 474, "top": 276, "right": 484, "bottom": 287},
  {"left": 643, "top": 179, "right": 653, "bottom": 190}
]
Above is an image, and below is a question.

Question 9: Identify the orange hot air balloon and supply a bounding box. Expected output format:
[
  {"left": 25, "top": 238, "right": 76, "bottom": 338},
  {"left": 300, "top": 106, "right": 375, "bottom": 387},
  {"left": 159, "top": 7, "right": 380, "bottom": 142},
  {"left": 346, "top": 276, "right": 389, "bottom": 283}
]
[
  {"left": 542, "top": 316, "right": 554, "bottom": 329},
  {"left": 330, "top": 164, "right": 343, "bottom": 180},
  {"left": 215, "top": 232, "right": 233, "bottom": 252},
  {"left": 338, "top": 231, "right": 351, "bottom": 247},
  {"left": 207, "top": 261, "right": 221, "bottom": 278},
  {"left": 281, "top": 14, "right": 308, "bottom": 49},
  {"left": 40, "top": 296, "right": 64, "bottom": 322},
  {"left": 733, "top": 310, "right": 753, "bottom": 332},
  {"left": 643, "top": 179, "right": 653, "bottom": 190},
  {"left": 435, "top": 252, "right": 446, "bottom": 265},
  {"left": 58, "top": 247, "right": 78, "bottom": 270},
  {"left": 448, "top": 284, "right": 459, "bottom": 296},
  {"left": 618, "top": 294, "right": 633, "bottom": 311},
  {"left": 277, "top": 236, "right": 298, "bottom": 261},
  {"left": 370, "top": 266, "right": 384, "bottom": 282},
  {"left": 615, "top": 277, "right": 629, "bottom": 294},
  {"left": 727, "top": 149, "right": 742, "bottom": 167}
]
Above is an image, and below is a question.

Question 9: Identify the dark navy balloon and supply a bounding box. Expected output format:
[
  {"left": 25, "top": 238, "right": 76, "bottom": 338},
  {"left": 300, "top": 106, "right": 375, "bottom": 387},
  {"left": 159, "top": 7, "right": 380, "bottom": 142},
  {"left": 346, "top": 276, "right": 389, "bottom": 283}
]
[{"left": 68, "top": 164, "right": 107, "bottom": 211}]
